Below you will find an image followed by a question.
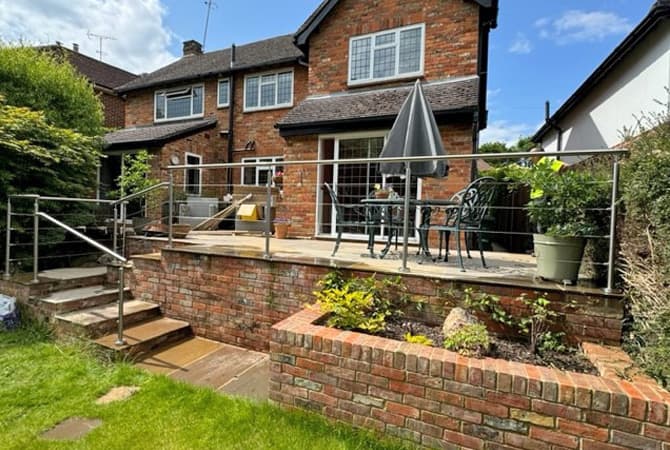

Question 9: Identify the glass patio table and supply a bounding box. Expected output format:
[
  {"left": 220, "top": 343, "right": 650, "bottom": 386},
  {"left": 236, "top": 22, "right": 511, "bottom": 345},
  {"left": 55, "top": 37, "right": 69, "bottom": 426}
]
[{"left": 360, "top": 198, "right": 458, "bottom": 259}]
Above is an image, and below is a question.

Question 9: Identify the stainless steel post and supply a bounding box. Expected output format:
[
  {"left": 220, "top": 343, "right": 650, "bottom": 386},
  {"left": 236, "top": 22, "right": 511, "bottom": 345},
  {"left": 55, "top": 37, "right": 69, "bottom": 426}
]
[
  {"left": 605, "top": 157, "right": 620, "bottom": 294},
  {"left": 32, "top": 197, "right": 39, "bottom": 283},
  {"left": 121, "top": 202, "right": 127, "bottom": 258},
  {"left": 168, "top": 171, "right": 174, "bottom": 248},
  {"left": 4, "top": 198, "right": 11, "bottom": 280},
  {"left": 115, "top": 264, "right": 126, "bottom": 346},
  {"left": 264, "top": 169, "right": 272, "bottom": 259},
  {"left": 400, "top": 166, "right": 412, "bottom": 272},
  {"left": 112, "top": 204, "right": 118, "bottom": 255}
]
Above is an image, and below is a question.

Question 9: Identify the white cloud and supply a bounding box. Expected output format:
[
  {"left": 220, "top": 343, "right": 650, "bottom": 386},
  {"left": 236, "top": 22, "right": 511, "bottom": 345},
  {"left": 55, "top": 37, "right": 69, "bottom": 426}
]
[
  {"left": 508, "top": 33, "right": 532, "bottom": 54},
  {"left": 0, "top": 0, "right": 177, "bottom": 74},
  {"left": 535, "top": 10, "right": 632, "bottom": 45},
  {"left": 480, "top": 120, "right": 535, "bottom": 146}
]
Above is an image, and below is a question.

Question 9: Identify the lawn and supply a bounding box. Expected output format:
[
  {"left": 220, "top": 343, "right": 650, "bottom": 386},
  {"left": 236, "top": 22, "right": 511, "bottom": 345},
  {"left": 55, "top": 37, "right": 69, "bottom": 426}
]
[{"left": 0, "top": 323, "right": 408, "bottom": 450}]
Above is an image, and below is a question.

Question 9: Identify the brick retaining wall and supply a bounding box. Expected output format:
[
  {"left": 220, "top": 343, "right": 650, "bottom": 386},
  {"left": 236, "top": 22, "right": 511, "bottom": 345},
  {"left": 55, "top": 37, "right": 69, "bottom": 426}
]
[
  {"left": 130, "top": 247, "right": 623, "bottom": 353},
  {"left": 270, "top": 308, "right": 670, "bottom": 450}
]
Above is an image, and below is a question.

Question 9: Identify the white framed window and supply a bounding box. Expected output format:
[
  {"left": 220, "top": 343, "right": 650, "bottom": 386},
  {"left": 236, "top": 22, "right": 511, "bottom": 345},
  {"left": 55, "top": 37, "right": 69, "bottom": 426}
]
[
  {"left": 184, "top": 153, "right": 202, "bottom": 195},
  {"left": 155, "top": 84, "right": 204, "bottom": 122},
  {"left": 241, "top": 156, "right": 284, "bottom": 186},
  {"left": 348, "top": 23, "right": 425, "bottom": 86},
  {"left": 243, "top": 69, "right": 293, "bottom": 112},
  {"left": 217, "top": 78, "right": 230, "bottom": 108}
]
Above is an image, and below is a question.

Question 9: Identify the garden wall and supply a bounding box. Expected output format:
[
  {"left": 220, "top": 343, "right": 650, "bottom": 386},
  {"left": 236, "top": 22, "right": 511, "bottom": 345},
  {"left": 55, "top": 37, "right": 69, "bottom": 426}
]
[
  {"left": 129, "top": 246, "right": 623, "bottom": 353},
  {"left": 271, "top": 308, "right": 670, "bottom": 450}
]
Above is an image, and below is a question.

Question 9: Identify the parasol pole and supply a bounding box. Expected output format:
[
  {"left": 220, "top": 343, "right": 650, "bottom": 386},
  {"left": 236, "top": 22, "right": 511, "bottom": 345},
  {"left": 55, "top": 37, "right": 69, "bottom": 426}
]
[{"left": 400, "top": 165, "right": 412, "bottom": 272}]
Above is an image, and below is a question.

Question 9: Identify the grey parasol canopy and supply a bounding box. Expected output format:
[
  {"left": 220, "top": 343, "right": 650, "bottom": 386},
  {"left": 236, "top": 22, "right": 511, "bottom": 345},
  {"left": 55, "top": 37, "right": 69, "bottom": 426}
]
[{"left": 379, "top": 79, "right": 448, "bottom": 177}]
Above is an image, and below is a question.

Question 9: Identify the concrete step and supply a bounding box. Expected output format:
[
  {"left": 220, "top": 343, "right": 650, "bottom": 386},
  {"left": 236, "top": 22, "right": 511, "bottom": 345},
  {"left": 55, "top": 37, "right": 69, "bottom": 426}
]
[
  {"left": 35, "top": 285, "right": 132, "bottom": 314},
  {"left": 95, "top": 317, "right": 192, "bottom": 357},
  {"left": 55, "top": 300, "right": 161, "bottom": 338},
  {"left": 11, "top": 266, "right": 109, "bottom": 299}
]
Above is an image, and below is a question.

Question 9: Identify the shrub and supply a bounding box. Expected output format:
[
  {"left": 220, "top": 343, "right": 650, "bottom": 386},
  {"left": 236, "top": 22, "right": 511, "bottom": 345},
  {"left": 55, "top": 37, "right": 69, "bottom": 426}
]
[
  {"left": 517, "top": 293, "right": 565, "bottom": 354},
  {"left": 621, "top": 110, "right": 670, "bottom": 386},
  {"left": 403, "top": 333, "right": 433, "bottom": 346},
  {"left": 462, "top": 287, "right": 513, "bottom": 326},
  {"left": 314, "top": 271, "right": 408, "bottom": 334},
  {"left": 443, "top": 324, "right": 490, "bottom": 357}
]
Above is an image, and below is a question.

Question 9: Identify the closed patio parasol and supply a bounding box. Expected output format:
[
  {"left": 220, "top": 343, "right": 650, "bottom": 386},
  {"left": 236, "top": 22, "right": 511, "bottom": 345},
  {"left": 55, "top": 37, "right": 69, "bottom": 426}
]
[{"left": 379, "top": 79, "right": 449, "bottom": 271}]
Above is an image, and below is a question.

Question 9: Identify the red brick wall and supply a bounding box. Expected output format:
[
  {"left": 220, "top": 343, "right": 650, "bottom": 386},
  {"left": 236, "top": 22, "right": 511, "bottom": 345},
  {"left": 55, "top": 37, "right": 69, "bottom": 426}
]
[
  {"left": 280, "top": 123, "right": 474, "bottom": 239},
  {"left": 271, "top": 308, "right": 670, "bottom": 450},
  {"left": 129, "top": 247, "right": 623, "bottom": 353},
  {"left": 306, "top": 0, "right": 480, "bottom": 95},
  {"left": 99, "top": 91, "right": 126, "bottom": 128}
]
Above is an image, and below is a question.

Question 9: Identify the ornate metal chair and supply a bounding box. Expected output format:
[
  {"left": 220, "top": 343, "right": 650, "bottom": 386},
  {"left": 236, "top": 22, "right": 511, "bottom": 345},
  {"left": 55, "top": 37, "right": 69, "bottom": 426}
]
[{"left": 429, "top": 177, "right": 497, "bottom": 271}]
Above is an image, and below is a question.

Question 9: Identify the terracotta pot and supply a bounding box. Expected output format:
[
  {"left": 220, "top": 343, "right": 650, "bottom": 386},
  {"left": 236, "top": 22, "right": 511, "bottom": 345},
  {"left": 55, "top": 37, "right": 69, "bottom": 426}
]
[
  {"left": 375, "top": 191, "right": 390, "bottom": 199},
  {"left": 274, "top": 223, "right": 290, "bottom": 239}
]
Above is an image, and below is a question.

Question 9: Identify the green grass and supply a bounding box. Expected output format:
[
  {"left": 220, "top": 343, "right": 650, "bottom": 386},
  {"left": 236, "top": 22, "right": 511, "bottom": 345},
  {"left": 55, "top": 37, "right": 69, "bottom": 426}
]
[{"left": 0, "top": 322, "right": 410, "bottom": 450}]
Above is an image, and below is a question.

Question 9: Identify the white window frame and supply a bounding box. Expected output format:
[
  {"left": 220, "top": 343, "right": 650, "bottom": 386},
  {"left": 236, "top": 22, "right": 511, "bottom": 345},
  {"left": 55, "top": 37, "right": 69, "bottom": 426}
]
[
  {"left": 348, "top": 23, "right": 425, "bottom": 86},
  {"left": 241, "top": 156, "right": 284, "bottom": 186},
  {"left": 154, "top": 84, "right": 205, "bottom": 123},
  {"left": 243, "top": 69, "right": 294, "bottom": 112},
  {"left": 184, "top": 152, "right": 202, "bottom": 196},
  {"left": 217, "top": 78, "right": 230, "bottom": 108}
]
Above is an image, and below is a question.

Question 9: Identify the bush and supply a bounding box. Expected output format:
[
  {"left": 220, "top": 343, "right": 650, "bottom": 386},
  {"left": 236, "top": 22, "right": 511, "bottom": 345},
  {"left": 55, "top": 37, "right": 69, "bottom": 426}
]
[
  {"left": 621, "top": 111, "right": 670, "bottom": 386},
  {"left": 403, "top": 333, "right": 433, "bottom": 346},
  {"left": 313, "top": 271, "right": 408, "bottom": 334},
  {"left": 443, "top": 324, "right": 490, "bottom": 357}
]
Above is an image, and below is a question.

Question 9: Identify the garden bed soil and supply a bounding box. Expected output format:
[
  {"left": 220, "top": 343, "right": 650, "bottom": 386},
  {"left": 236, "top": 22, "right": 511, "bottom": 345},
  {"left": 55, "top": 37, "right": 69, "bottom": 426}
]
[{"left": 381, "top": 318, "right": 598, "bottom": 375}]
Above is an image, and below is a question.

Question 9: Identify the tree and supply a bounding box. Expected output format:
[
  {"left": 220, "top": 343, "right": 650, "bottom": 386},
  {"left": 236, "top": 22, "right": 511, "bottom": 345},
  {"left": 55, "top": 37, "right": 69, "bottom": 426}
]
[
  {"left": 0, "top": 45, "right": 105, "bottom": 272},
  {"left": 0, "top": 46, "right": 104, "bottom": 136},
  {"left": 478, "top": 136, "right": 536, "bottom": 167}
]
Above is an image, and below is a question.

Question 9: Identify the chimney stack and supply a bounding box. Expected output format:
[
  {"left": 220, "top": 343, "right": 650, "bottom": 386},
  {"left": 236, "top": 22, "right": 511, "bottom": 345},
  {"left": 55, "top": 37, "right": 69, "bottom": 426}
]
[
  {"left": 182, "top": 40, "right": 203, "bottom": 57},
  {"left": 72, "top": 43, "right": 79, "bottom": 52}
]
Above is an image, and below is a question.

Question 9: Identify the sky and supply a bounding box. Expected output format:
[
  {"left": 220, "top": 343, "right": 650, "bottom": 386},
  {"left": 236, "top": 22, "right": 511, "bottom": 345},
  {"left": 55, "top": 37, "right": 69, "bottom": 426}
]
[{"left": 0, "top": 0, "right": 654, "bottom": 144}]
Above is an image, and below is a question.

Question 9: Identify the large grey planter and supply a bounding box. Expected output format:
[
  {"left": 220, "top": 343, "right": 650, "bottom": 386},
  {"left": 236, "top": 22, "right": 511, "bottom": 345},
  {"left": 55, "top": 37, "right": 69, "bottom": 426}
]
[{"left": 533, "top": 234, "right": 586, "bottom": 283}]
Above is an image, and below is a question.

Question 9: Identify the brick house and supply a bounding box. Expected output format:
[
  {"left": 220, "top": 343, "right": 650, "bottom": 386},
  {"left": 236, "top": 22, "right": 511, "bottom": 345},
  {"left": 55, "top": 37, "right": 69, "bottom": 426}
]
[{"left": 106, "top": 0, "right": 498, "bottom": 238}]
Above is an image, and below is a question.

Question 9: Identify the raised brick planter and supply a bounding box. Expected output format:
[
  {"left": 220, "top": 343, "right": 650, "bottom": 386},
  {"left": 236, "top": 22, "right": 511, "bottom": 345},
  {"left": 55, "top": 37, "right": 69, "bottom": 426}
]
[{"left": 270, "top": 307, "right": 670, "bottom": 450}]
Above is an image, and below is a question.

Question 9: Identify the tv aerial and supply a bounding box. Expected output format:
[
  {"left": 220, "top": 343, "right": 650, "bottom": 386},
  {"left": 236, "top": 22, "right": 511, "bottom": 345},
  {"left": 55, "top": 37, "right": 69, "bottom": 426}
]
[{"left": 87, "top": 30, "right": 116, "bottom": 61}]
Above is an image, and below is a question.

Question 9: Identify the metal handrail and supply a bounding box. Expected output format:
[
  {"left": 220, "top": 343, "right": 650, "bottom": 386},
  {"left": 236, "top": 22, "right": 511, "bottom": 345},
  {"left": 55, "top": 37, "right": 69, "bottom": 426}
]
[
  {"left": 37, "top": 211, "right": 129, "bottom": 346},
  {"left": 10, "top": 194, "right": 114, "bottom": 204},
  {"left": 111, "top": 182, "right": 170, "bottom": 206},
  {"left": 166, "top": 148, "right": 628, "bottom": 170}
]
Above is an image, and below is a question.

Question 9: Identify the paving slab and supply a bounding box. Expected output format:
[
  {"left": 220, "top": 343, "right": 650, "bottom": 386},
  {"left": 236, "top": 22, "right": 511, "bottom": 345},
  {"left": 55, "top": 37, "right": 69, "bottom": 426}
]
[
  {"left": 95, "top": 386, "right": 140, "bottom": 405},
  {"left": 41, "top": 285, "right": 117, "bottom": 304},
  {"left": 136, "top": 337, "right": 222, "bottom": 375},
  {"left": 218, "top": 357, "right": 269, "bottom": 401},
  {"left": 41, "top": 417, "right": 102, "bottom": 441},
  {"left": 56, "top": 300, "right": 157, "bottom": 326},
  {"left": 169, "top": 344, "right": 266, "bottom": 390},
  {"left": 39, "top": 267, "right": 106, "bottom": 281}
]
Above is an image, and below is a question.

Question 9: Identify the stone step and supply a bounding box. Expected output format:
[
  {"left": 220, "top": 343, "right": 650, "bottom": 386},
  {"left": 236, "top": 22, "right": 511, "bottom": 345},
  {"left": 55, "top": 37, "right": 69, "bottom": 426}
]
[
  {"left": 55, "top": 300, "right": 161, "bottom": 338},
  {"left": 95, "top": 317, "right": 192, "bottom": 357},
  {"left": 35, "top": 285, "right": 132, "bottom": 314},
  {"left": 13, "top": 266, "right": 109, "bottom": 299}
]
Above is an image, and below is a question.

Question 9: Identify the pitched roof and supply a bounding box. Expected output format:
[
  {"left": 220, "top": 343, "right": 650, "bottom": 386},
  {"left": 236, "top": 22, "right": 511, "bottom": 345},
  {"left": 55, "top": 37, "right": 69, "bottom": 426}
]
[
  {"left": 103, "top": 118, "right": 218, "bottom": 150},
  {"left": 533, "top": 0, "right": 670, "bottom": 142},
  {"left": 277, "top": 77, "right": 478, "bottom": 136},
  {"left": 295, "top": 0, "right": 499, "bottom": 47},
  {"left": 117, "top": 35, "right": 303, "bottom": 93},
  {"left": 42, "top": 45, "right": 136, "bottom": 90}
]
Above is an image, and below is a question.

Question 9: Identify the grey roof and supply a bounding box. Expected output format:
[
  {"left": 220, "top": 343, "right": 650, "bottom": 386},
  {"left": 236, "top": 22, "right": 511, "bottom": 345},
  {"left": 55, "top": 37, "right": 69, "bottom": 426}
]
[
  {"left": 117, "top": 35, "right": 303, "bottom": 93},
  {"left": 277, "top": 77, "right": 478, "bottom": 131},
  {"left": 104, "top": 118, "right": 218, "bottom": 150}
]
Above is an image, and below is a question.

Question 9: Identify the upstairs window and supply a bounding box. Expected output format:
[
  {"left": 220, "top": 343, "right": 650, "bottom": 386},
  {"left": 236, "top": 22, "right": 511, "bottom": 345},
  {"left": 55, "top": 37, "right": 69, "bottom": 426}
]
[
  {"left": 244, "top": 70, "right": 293, "bottom": 112},
  {"left": 348, "top": 24, "right": 425, "bottom": 85},
  {"left": 155, "top": 84, "right": 204, "bottom": 121},
  {"left": 217, "top": 78, "right": 230, "bottom": 107},
  {"left": 241, "top": 156, "right": 284, "bottom": 186}
]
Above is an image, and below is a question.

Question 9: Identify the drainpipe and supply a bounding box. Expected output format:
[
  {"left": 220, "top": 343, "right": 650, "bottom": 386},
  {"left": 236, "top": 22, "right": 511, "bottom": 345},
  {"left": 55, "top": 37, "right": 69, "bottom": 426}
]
[
  {"left": 545, "top": 101, "right": 563, "bottom": 153},
  {"left": 471, "top": 111, "right": 480, "bottom": 182},
  {"left": 227, "top": 44, "right": 236, "bottom": 193}
]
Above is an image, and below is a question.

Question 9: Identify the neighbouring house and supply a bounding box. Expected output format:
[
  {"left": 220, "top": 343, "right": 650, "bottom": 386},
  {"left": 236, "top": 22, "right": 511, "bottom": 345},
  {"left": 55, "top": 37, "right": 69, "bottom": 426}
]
[
  {"left": 534, "top": 0, "right": 670, "bottom": 157},
  {"left": 42, "top": 43, "right": 136, "bottom": 129},
  {"left": 105, "top": 0, "right": 498, "bottom": 238}
]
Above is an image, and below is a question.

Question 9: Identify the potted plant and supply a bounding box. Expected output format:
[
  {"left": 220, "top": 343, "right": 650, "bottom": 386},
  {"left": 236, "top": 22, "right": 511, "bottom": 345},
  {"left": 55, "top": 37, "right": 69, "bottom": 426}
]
[
  {"left": 519, "top": 159, "right": 610, "bottom": 283},
  {"left": 373, "top": 183, "right": 394, "bottom": 199},
  {"left": 273, "top": 217, "right": 291, "bottom": 239}
]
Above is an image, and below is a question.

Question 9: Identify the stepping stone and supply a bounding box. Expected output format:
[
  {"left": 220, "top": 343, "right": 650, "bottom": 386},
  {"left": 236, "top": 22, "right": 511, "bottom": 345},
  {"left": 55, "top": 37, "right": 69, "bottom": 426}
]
[
  {"left": 96, "top": 386, "right": 140, "bottom": 405},
  {"left": 41, "top": 417, "right": 102, "bottom": 441}
]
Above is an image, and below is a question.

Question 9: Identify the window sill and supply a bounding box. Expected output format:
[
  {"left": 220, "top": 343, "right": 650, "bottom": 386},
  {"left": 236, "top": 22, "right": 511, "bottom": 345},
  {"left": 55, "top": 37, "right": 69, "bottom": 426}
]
[
  {"left": 347, "top": 72, "right": 424, "bottom": 88},
  {"left": 154, "top": 114, "right": 205, "bottom": 124},
  {"left": 243, "top": 103, "right": 293, "bottom": 113}
]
